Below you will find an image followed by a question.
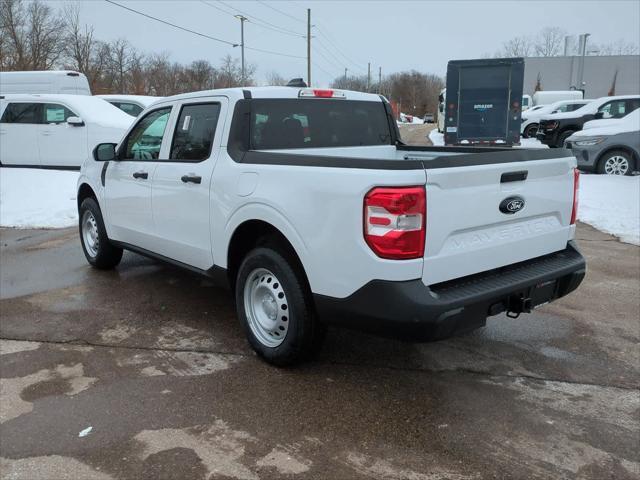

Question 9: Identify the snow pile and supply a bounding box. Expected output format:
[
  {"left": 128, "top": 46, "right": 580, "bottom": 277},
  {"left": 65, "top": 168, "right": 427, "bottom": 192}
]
[
  {"left": 578, "top": 174, "right": 639, "bottom": 245},
  {"left": 428, "top": 130, "right": 547, "bottom": 149},
  {"left": 0, "top": 168, "right": 79, "bottom": 228}
]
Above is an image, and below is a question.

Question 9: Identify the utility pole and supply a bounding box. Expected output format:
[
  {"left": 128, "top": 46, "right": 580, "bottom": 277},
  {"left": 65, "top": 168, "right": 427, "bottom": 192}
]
[
  {"left": 367, "top": 62, "right": 371, "bottom": 92},
  {"left": 344, "top": 68, "right": 348, "bottom": 82},
  {"left": 378, "top": 66, "right": 382, "bottom": 94},
  {"left": 235, "top": 15, "right": 247, "bottom": 86},
  {"left": 307, "top": 9, "right": 311, "bottom": 87}
]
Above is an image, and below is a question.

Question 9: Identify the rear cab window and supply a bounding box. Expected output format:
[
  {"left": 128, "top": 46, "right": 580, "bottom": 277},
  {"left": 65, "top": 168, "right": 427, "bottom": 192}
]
[
  {"left": 249, "top": 99, "right": 392, "bottom": 150},
  {"left": 170, "top": 103, "right": 221, "bottom": 161}
]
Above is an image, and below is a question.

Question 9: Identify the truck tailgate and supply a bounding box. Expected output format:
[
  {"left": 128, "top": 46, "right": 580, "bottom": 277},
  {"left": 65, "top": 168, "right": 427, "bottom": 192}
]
[{"left": 422, "top": 155, "right": 576, "bottom": 286}]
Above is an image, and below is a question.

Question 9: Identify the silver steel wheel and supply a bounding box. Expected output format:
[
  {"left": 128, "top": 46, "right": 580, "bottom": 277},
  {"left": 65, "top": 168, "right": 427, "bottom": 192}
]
[
  {"left": 243, "top": 268, "right": 290, "bottom": 347},
  {"left": 81, "top": 210, "right": 100, "bottom": 258},
  {"left": 604, "top": 155, "right": 629, "bottom": 175}
]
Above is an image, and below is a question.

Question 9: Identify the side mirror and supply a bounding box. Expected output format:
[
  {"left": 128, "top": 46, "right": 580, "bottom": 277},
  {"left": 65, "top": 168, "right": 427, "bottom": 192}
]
[
  {"left": 67, "top": 116, "right": 84, "bottom": 126},
  {"left": 594, "top": 112, "right": 605, "bottom": 120},
  {"left": 93, "top": 143, "right": 117, "bottom": 162}
]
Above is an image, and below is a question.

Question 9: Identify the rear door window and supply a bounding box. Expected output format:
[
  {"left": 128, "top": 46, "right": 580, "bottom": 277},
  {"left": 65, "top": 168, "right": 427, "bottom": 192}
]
[
  {"left": 598, "top": 100, "right": 627, "bottom": 119},
  {"left": 169, "top": 103, "right": 221, "bottom": 161},
  {"left": 249, "top": 99, "right": 392, "bottom": 150},
  {"left": 0, "top": 103, "right": 42, "bottom": 124}
]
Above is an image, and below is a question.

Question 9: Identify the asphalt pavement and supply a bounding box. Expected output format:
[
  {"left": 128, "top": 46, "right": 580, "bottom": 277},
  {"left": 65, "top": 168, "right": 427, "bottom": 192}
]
[{"left": 0, "top": 223, "right": 638, "bottom": 479}]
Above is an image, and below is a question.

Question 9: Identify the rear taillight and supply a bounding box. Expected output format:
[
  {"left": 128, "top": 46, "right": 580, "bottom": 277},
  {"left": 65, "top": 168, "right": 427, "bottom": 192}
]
[
  {"left": 571, "top": 168, "right": 579, "bottom": 225},
  {"left": 364, "top": 186, "right": 426, "bottom": 260}
]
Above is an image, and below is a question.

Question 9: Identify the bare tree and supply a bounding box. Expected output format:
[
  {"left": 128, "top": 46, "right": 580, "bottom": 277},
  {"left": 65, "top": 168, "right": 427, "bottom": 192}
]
[
  {"left": 63, "top": 4, "right": 107, "bottom": 91},
  {"left": 594, "top": 38, "right": 639, "bottom": 55},
  {"left": 331, "top": 74, "right": 368, "bottom": 91},
  {"left": 0, "top": 0, "right": 66, "bottom": 70},
  {"left": 184, "top": 60, "right": 215, "bottom": 91},
  {"left": 265, "top": 70, "right": 287, "bottom": 86},
  {"left": 499, "top": 35, "right": 533, "bottom": 57},
  {"left": 214, "top": 54, "right": 255, "bottom": 88},
  {"left": 533, "top": 27, "right": 566, "bottom": 57}
]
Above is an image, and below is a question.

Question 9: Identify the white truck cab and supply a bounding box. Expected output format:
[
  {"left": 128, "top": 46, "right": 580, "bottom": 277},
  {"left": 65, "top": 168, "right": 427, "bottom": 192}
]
[
  {"left": 0, "top": 70, "right": 91, "bottom": 95},
  {"left": 77, "top": 86, "right": 586, "bottom": 365}
]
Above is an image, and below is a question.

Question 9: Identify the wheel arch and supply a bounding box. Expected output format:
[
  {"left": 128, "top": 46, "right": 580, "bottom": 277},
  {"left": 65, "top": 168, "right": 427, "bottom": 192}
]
[
  {"left": 223, "top": 209, "right": 310, "bottom": 292},
  {"left": 595, "top": 145, "right": 638, "bottom": 171},
  {"left": 77, "top": 182, "right": 98, "bottom": 210}
]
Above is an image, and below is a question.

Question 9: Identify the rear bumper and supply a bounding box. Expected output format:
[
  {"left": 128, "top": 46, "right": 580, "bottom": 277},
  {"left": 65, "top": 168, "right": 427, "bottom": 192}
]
[{"left": 314, "top": 242, "right": 586, "bottom": 342}]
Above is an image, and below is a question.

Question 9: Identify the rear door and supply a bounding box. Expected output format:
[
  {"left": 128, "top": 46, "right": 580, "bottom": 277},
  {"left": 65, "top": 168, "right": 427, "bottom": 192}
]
[
  {"left": 104, "top": 106, "right": 172, "bottom": 248},
  {"left": 0, "top": 102, "right": 41, "bottom": 166},
  {"left": 421, "top": 154, "right": 576, "bottom": 286},
  {"left": 150, "top": 98, "right": 226, "bottom": 268},
  {"left": 37, "top": 103, "right": 86, "bottom": 167}
]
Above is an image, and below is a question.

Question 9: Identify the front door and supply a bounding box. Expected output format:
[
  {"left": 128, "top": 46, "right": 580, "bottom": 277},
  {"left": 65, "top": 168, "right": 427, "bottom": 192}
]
[
  {"left": 37, "top": 103, "right": 86, "bottom": 167},
  {"left": 151, "top": 99, "right": 226, "bottom": 269},
  {"left": 104, "top": 106, "right": 172, "bottom": 248}
]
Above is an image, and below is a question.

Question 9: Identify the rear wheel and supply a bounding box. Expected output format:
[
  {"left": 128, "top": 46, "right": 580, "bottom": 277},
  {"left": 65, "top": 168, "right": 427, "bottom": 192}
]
[
  {"left": 235, "top": 246, "right": 325, "bottom": 366},
  {"left": 523, "top": 123, "right": 538, "bottom": 139},
  {"left": 79, "top": 197, "right": 123, "bottom": 269},
  {"left": 598, "top": 150, "right": 634, "bottom": 176}
]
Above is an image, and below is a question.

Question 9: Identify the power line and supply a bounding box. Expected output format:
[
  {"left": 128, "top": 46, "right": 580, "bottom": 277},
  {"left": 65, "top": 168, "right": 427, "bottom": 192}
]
[
  {"left": 314, "top": 25, "right": 368, "bottom": 72},
  {"left": 312, "top": 44, "right": 344, "bottom": 74},
  {"left": 104, "top": 0, "right": 238, "bottom": 47},
  {"left": 200, "top": 1, "right": 304, "bottom": 38},
  {"left": 256, "top": 0, "right": 306, "bottom": 24},
  {"left": 216, "top": 0, "right": 305, "bottom": 37},
  {"left": 245, "top": 45, "right": 306, "bottom": 59}
]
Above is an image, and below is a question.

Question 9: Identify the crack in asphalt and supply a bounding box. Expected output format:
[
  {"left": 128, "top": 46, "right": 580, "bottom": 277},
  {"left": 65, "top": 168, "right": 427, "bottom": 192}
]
[{"left": 1, "top": 335, "right": 636, "bottom": 393}]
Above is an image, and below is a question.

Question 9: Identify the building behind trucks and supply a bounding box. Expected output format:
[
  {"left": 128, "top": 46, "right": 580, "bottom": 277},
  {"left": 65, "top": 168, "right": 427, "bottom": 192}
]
[{"left": 444, "top": 58, "right": 524, "bottom": 146}]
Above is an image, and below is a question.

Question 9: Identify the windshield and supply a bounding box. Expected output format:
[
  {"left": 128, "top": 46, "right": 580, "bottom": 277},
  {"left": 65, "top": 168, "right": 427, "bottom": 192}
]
[{"left": 250, "top": 99, "right": 392, "bottom": 150}]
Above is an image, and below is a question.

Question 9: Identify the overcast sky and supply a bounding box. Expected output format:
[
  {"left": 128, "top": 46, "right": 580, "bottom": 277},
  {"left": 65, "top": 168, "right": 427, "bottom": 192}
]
[{"left": 69, "top": 0, "right": 640, "bottom": 85}]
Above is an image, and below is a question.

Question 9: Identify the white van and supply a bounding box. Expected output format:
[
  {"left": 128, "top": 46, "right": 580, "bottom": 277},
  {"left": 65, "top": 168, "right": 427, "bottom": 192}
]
[
  {"left": 0, "top": 94, "right": 133, "bottom": 168},
  {"left": 0, "top": 71, "right": 91, "bottom": 95},
  {"left": 532, "top": 90, "right": 583, "bottom": 106}
]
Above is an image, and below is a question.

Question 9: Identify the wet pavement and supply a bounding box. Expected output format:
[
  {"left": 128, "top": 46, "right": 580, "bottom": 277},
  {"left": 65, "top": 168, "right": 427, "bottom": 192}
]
[{"left": 0, "top": 224, "right": 638, "bottom": 479}]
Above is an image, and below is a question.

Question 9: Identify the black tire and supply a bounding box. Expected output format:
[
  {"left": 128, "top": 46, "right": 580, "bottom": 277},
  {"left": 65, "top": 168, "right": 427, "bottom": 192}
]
[
  {"left": 235, "top": 246, "right": 326, "bottom": 366},
  {"left": 557, "top": 130, "right": 575, "bottom": 148},
  {"left": 78, "top": 197, "right": 123, "bottom": 269},
  {"left": 597, "top": 149, "right": 635, "bottom": 176},
  {"left": 523, "top": 123, "right": 538, "bottom": 139}
]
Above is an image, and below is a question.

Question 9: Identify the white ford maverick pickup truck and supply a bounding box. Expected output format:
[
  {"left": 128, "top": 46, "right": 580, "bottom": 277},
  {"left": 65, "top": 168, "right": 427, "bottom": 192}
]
[{"left": 77, "top": 86, "right": 585, "bottom": 365}]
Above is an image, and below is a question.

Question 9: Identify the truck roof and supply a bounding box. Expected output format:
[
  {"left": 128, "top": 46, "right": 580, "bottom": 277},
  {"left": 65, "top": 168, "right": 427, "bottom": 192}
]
[{"left": 158, "top": 86, "right": 383, "bottom": 103}]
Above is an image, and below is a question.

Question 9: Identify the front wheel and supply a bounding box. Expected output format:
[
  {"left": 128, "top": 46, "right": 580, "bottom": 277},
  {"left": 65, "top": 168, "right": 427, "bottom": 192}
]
[
  {"left": 79, "top": 197, "right": 123, "bottom": 269},
  {"left": 598, "top": 150, "right": 634, "bottom": 176},
  {"left": 523, "top": 123, "right": 538, "bottom": 139},
  {"left": 235, "top": 247, "right": 325, "bottom": 366}
]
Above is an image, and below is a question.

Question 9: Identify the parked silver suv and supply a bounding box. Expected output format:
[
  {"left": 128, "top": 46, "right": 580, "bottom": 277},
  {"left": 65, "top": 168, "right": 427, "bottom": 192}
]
[{"left": 565, "top": 110, "right": 639, "bottom": 175}]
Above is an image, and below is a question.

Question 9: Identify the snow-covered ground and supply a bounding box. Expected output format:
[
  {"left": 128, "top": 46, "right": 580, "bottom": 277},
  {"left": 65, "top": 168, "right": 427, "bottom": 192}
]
[
  {"left": 0, "top": 166, "right": 638, "bottom": 246},
  {"left": 0, "top": 168, "right": 79, "bottom": 229},
  {"left": 579, "top": 175, "right": 639, "bottom": 245},
  {"left": 428, "top": 130, "right": 547, "bottom": 149}
]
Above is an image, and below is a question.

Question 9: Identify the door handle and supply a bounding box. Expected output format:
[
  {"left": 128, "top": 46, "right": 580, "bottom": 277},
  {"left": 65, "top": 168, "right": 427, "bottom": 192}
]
[
  {"left": 132, "top": 171, "right": 148, "bottom": 179},
  {"left": 181, "top": 174, "right": 202, "bottom": 184}
]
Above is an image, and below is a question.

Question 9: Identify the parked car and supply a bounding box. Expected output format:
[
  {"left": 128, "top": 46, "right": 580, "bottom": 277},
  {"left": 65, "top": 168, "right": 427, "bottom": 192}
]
[
  {"left": 77, "top": 86, "right": 585, "bottom": 365},
  {"left": 423, "top": 113, "right": 435, "bottom": 123},
  {"left": 532, "top": 90, "right": 583, "bottom": 106},
  {"left": 521, "top": 99, "right": 591, "bottom": 138},
  {"left": 536, "top": 95, "right": 640, "bottom": 148},
  {"left": 0, "top": 70, "right": 91, "bottom": 95},
  {"left": 0, "top": 94, "right": 134, "bottom": 168},
  {"left": 566, "top": 109, "right": 639, "bottom": 175},
  {"left": 96, "top": 95, "right": 162, "bottom": 117}
]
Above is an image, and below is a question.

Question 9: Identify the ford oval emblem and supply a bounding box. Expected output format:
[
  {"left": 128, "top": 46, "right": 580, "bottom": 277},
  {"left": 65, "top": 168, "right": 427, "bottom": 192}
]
[{"left": 499, "top": 196, "right": 525, "bottom": 214}]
